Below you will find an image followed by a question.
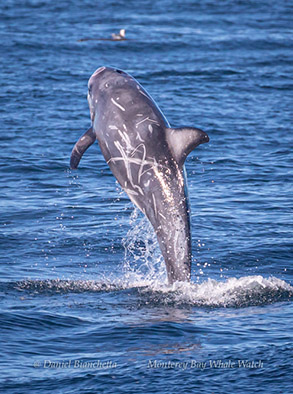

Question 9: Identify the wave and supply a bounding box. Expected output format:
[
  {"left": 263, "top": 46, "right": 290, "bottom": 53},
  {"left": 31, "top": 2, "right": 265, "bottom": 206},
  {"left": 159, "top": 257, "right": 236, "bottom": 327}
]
[
  {"left": 139, "top": 275, "right": 293, "bottom": 308},
  {"left": 13, "top": 209, "right": 293, "bottom": 308},
  {"left": 14, "top": 275, "right": 292, "bottom": 308}
]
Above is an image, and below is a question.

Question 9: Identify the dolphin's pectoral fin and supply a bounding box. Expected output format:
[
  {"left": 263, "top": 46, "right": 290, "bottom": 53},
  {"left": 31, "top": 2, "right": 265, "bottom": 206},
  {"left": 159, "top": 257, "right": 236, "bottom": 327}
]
[
  {"left": 166, "top": 127, "right": 209, "bottom": 167},
  {"left": 70, "top": 127, "right": 96, "bottom": 169}
]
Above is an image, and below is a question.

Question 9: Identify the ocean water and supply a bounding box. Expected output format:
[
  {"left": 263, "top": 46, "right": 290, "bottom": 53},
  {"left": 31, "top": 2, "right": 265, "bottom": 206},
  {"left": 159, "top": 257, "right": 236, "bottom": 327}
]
[{"left": 0, "top": 0, "right": 292, "bottom": 393}]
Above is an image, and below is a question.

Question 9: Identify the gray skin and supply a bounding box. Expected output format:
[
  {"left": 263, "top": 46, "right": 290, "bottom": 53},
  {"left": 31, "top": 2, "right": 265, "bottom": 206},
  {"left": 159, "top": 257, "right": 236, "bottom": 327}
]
[{"left": 70, "top": 66, "right": 209, "bottom": 284}]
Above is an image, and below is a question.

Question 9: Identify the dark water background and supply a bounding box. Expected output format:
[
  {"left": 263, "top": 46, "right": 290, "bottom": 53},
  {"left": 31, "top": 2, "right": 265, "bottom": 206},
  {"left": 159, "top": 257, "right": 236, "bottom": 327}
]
[{"left": 1, "top": 0, "right": 292, "bottom": 393}]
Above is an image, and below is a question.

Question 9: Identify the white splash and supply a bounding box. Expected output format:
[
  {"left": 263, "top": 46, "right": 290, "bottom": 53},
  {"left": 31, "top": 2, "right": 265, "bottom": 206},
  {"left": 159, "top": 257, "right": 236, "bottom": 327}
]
[
  {"left": 143, "top": 275, "right": 293, "bottom": 307},
  {"left": 121, "top": 208, "right": 167, "bottom": 285},
  {"left": 16, "top": 211, "right": 293, "bottom": 308}
]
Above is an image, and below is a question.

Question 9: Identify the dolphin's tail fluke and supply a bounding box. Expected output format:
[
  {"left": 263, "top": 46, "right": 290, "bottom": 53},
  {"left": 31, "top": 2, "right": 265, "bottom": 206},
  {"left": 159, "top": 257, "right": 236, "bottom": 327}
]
[{"left": 70, "top": 127, "right": 96, "bottom": 169}]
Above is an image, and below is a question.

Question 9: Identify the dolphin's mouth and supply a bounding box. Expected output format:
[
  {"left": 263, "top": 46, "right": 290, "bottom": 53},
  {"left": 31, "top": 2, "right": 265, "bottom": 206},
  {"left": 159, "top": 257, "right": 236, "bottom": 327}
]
[
  {"left": 88, "top": 103, "right": 95, "bottom": 122},
  {"left": 90, "top": 108, "right": 95, "bottom": 122},
  {"left": 87, "top": 93, "right": 95, "bottom": 122}
]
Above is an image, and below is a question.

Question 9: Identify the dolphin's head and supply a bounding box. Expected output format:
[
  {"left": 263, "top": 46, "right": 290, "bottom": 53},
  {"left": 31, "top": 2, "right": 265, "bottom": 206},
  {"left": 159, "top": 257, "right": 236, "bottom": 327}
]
[{"left": 87, "top": 66, "right": 130, "bottom": 122}]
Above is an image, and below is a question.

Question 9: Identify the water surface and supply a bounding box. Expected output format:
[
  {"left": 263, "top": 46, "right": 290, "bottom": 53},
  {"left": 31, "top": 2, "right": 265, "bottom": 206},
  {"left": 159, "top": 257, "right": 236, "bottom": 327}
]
[{"left": 0, "top": 0, "right": 292, "bottom": 393}]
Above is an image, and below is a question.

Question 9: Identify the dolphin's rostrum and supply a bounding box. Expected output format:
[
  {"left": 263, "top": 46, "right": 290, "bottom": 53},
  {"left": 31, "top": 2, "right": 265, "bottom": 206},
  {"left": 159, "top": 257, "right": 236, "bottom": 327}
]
[{"left": 70, "top": 66, "right": 209, "bottom": 284}]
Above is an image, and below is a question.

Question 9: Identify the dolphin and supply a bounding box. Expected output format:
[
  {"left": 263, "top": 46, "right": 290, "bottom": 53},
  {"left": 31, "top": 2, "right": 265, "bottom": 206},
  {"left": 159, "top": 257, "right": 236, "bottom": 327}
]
[{"left": 70, "top": 66, "right": 209, "bottom": 284}]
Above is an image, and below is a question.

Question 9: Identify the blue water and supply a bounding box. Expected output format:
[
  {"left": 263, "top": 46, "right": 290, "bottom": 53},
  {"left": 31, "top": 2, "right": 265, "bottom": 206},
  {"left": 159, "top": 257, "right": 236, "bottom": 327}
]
[{"left": 1, "top": 0, "right": 292, "bottom": 392}]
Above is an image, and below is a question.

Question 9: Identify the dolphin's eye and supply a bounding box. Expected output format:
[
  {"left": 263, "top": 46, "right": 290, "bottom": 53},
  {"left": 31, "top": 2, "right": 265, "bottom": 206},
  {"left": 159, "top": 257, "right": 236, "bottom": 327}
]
[{"left": 116, "top": 69, "right": 123, "bottom": 74}]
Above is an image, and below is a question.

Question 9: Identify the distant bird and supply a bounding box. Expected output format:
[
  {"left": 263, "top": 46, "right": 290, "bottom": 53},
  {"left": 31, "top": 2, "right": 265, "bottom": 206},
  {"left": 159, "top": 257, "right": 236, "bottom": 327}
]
[
  {"left": 111, "top": 29, "right": 126, "bottom": 41},
  {"left": 78, "top": 29, "right": 127, "bottom": 43}
]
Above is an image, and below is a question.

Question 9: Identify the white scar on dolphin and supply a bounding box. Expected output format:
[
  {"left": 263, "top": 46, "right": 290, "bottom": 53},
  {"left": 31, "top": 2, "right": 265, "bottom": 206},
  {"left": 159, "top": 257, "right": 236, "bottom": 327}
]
[
  {"left": 111, "top": 98, "right": 125, "bottom": 112},
  {"left": 70, "top": 66, "right": 209, "bottom": 284},
  {"left": 135, "top": 117, "right": 160, "bottom": 128}
]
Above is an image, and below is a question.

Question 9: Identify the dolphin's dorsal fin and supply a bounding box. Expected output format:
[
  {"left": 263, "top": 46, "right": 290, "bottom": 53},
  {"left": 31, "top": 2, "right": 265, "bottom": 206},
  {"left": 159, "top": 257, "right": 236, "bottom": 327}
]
[
  {"left": 166, "top": 127, "right": 209, "bottom": 167},
  {"left": 70, "top": 127, "right": 96, "bottom": 169}
]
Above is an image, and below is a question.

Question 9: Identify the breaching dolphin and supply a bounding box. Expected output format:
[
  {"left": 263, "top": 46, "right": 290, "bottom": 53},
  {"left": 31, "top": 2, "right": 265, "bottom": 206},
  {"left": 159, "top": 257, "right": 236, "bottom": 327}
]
[{"left": 70, "top": 66, "right": 209, "bottom": 284}]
